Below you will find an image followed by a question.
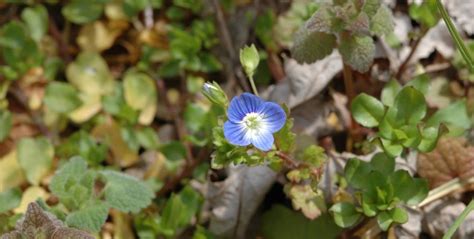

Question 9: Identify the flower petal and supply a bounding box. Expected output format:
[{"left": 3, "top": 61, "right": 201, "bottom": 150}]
[
  {"left": 250, "top": 131, "right": 274, "bottom": 151},
  {"left": 227, "top": 93, "right": 263, "bottom": 122},
  {"left": 258, "top": 102, "right": 286, "bottom": 132},
  {"left": 224, "top": 121, "right": 250, "bottom": 146}
]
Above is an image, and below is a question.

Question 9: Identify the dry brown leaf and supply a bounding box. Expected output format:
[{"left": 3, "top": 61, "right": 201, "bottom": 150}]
[{"left": 418, "top": 137, "right": 474, "bottom": 188}]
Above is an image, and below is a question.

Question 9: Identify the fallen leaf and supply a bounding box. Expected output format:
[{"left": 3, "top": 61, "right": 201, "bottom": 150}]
[
  {"left": 284, "top": 184, "right": 326, "bottom": 220},
  {"left": 13, "top": 186, "right": 48, "bottom": 214},
  {"left": 266, "top": 52, "right": 342, "bottom": 108},
  {"left": 0, "top": 150, "right": 26, "bottom": 191},
  {"left": 417, "top": 137, "right": 474, "bottom": 188},
  {"left": 77, "top": 20, "right": 128, "bottom": 52},
  {"left": 207, "top": 165, "right": 277, "bottom": 239}
]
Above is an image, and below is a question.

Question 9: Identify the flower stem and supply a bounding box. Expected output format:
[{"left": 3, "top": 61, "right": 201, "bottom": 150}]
[
  {"left": 443, "top": 199, "right": 474, "bottom": 239},
  {"left": 249, "top": 76, "right": 259, "bottom": 96}
]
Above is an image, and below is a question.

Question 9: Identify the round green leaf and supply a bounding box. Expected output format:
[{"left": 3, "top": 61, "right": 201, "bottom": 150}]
[
  {"left": 330, "top": 202, "right": 362, "bottom": 228},
  {"left": 393, "top": 86, "right": 427, "bottom": 125},
  {"left": 370, "top": 153, "right": 395, "bottom": 175},
  {"left": 351, "top": 93, "right": 385, "bottom": 127}
]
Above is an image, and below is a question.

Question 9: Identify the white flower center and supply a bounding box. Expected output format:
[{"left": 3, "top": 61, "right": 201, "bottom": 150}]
[{"left": 242, "top": 112, "right": 263, "bottom": 130}]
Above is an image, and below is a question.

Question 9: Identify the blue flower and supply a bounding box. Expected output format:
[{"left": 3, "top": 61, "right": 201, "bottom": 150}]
[{"left": 224, "top": 93, "right": 286, "bottom": 151}]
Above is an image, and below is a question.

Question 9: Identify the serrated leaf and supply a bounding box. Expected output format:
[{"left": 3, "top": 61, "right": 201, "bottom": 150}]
[
  {"left": 329, "top": 202, "right": 361, "bottom": 228},
  {"left": 393, "top": 86, "right": 427, "bottom": 125},
  {"left": 0, "top": 110, "right": 12, "bottom": 141},
  {"left": 305, "top": 6, "right": 333, "bottom": 33},
  {"left": 21, "top": 5, "right": 48, "bottom": 42},
  {"left": 2, "top": 202, "right": 95, "bottom": 239},
  {"left": 0, "top": 188, "right": 21, "bottom": 213},
  {"left": 66, "top": 200, "right": 109, "bottom": 233},
  {"left": 370, "top": 6, "right": 394, "bottom": 37},
  {"left": 347, "top": 12, "right": 370, "bottom": 34},
  {"left": 338, "top": 35, "right": 375, "bottom": 72},
  {"left": 44, "top": 82, "right": 82, "bottom": 113},
  {"left": 101, "top": 170, "right": 154, "bottom": 213},
  {"left": 49, "top": 157, "right": 90, "bottom": 200},
  {"left": 362, "top": 0, "right": 381, "bottom": 18},
  {"left": 418, "top": 137, "right": 474, "bottom": 188},
  {"left": 17, "top": 137, "right": 54, "bottom": 185},
  {"left": 291, "top": 29, "right": 336, "bottom": 64},
  {"left": 351, "top": 93, "right": 385, "bottom": 127},
  {"left": 274, "top": 115, "right": 295, "bottom": 153},
  {"left": 285, "top": 184, "right": 326, "bottom": 220}
]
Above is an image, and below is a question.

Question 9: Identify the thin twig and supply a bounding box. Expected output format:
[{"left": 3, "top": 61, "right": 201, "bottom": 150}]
[
  {"left": 396, "top": 28, "right": 428, "bottom": 81},
  {"left": 210, "top": 0, "right": 251, "bottom": 93}
]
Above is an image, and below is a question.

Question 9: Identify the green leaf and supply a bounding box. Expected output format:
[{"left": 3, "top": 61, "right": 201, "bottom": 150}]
[
  {"left": 338, "top": 35, "right": 375, "bottom": 73},
  {"left": 0, "top": 21, "right": 42, "bottom": 74},
  {"left": 376, "top": 211, "right": 393, "bottom": 231},
  {"left": 426, "top": 100, "right": 471, "bottom": 136},
  {"left": 370, "top": 153, "right": 395, "bottom": 175},
  {"left": 262, "top": 204, "right": 341, "bottom": 239},
  {"left": 62, "top": 0, "right": 104, "bottom": 24},
  {"left": 370, "top": 6, "right": 394, "bottom": 37},
  {"left": 0, "top": 109, "right": 12, "bottom": 141},
  {"left": 21, "top": 5, "right": 48, "bottom": 42},
  {"left": 362, "top": 0, "right": 381, "bottom": 18},
  {"left": 101, "top": 170, "right": 154, "bottom": 213},
  {"left": 136, "top": 127, "right": 160, "bottom": 150},
  {"left": 399, "top": 125, "right": 422, "bottom": 148},
  {"left": 380, "top": 138, "right": 403, "bottom": 157},
  {"left": 351, "top": 93, "right": 385, "bottom": 127},
  {"left": 390, "top": 170, "right": 428, "bottom": 205},
  {"left": 330, "top": 202, "right": 362, "bottom": 228},
  {"left": 344, "top": 158, "right": 372, "bottom": 189},
  {"left": 417, "top": 126, "right": 443, "bottom": 152},
  {"left": 56, "top": 130, "right": 107, "bottom": 166},
  {"left": 158, "top": 186, "right": 202, "bottom": 236},
  {"left": 49, "top": 157, "right": 93, "bottom": 208},
  {"left": 184, "top": 103, "right": 208, "bottom": 133},
  {"left": 123, "top": 69, "right": 157, "bottom": 110},
  {"left": 0, "top": 188, "right": 22, "bottom": 213},
  {"left": 17, "top": 137, "right": 54, "bottom": 185},
  {"left": 298, "top": 145, "right": 326, "bottom": 167},
  {"left": 160, "top": 141, "right": 187, "bottom": 171},
  {"left": 66, "top": 52, "right": 114, "bottom": 96},
  {"left": 291, "top": 29, "right": 336, "bottom": 64},
  {"left": 393, "top": 86, "right": 427, "bottom": 124},
  {"left": 406, "top": 74, "right": 430, "bottom": 95},
  {"left": 274, "top": 110, "right": 295, "bottom": 152},
  {"left": 406, "top": 178, "right": 429, "bottom": 206},
  {"left": 391, "top": 207, "right": 409, "bottom": 224},
  {"left": 44, "top": 82, "right": 82, "bottom": 113},
  {"left": 66, "top": 200, "right": 109, "bottom": 232},
  {"left": 409, "top": 0, "right": 439, "bottom": 28}
]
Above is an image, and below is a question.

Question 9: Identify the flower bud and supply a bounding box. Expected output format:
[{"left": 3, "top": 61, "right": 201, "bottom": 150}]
[
  {"left": 202, "top": 82, "right": 228, "bottom": 107},
  {"left": 240, "top": 44, "right": 260, "bottom": 78}
]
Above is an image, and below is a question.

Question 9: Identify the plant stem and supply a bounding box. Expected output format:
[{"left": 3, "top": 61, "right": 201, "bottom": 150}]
[
  {"left": 436, "top": 0, "right": 474, "bottom": 72},
  {"left": 248, "top": 76, "right": 259, "bottom": 96},
  {"left": 342, "top": 63, "right": 354, "bottom": 103},
  {"left": 443, "top": 199, "right": 474, "bottom": 239}
]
